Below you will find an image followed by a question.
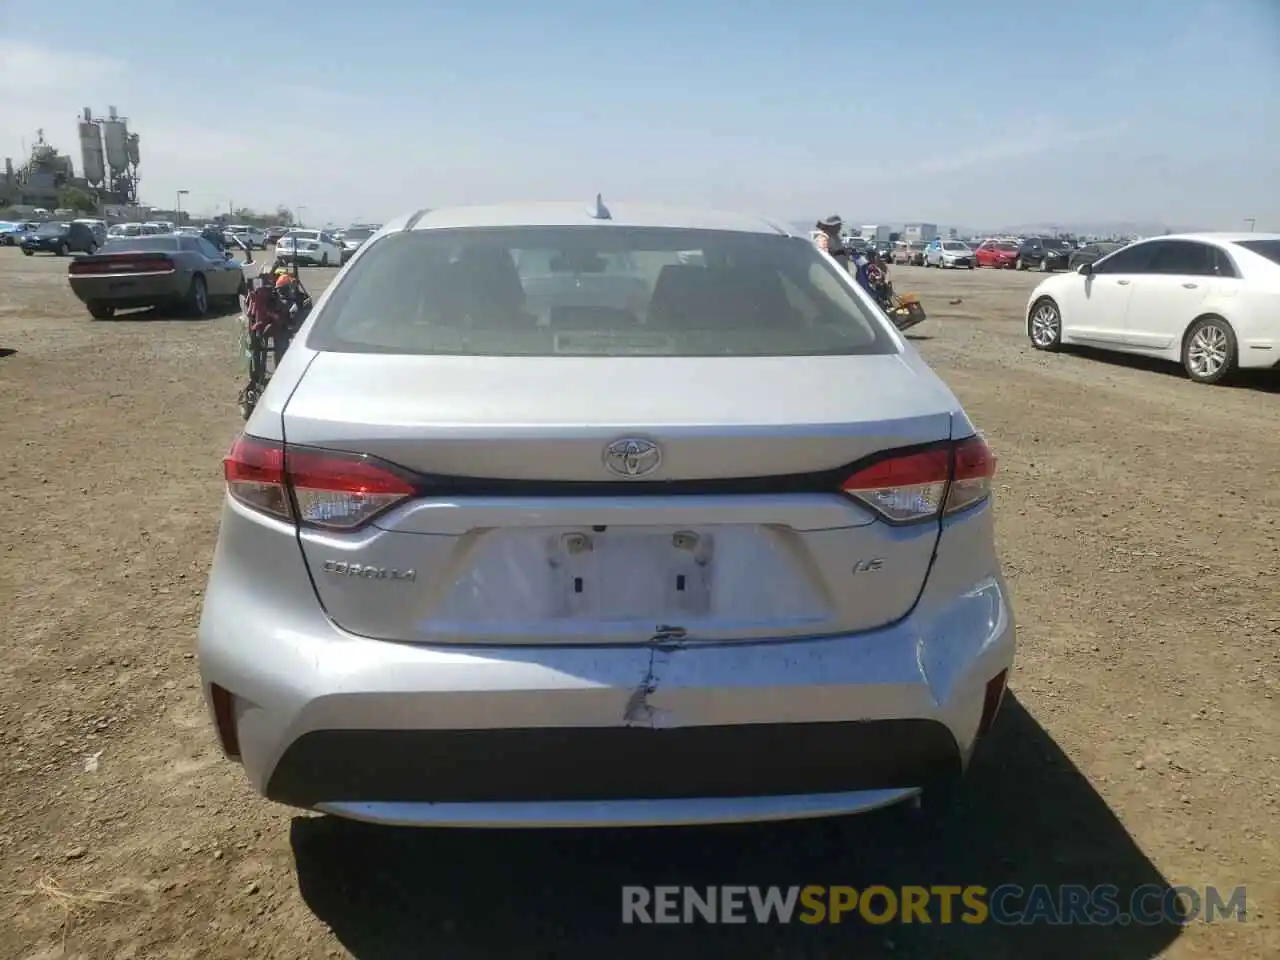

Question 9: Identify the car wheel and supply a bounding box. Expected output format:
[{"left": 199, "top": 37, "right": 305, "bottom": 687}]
[
  {"left": 968, "top": 262, "right": 975, "bottom": 270},
  {"left": 22, "top": 248, "right": 33, "bottom": 257},
  {"left": 1015, "top": 258, "right": 1024, "bottom": 270},
  {"left": 55, "top": 242, "right": 67, "bottom": 256},
  {"left": 1039, "top": 259, "right": 1049, "bottom": 272},
  {"left": 86, "top": 242, "right": 97, "bottom": 255},
  {"left": 1182, "top": 316, "right": 1237, "bottom": 385},
  {"left": 186, "top": 275, "right": 209, "bottom": 317},
  {"left": 88, "top": 302, "right": 115, "bottom": 321},
  {"left": 1028, "top": 297, "right": 1062, "bottom": 352}
]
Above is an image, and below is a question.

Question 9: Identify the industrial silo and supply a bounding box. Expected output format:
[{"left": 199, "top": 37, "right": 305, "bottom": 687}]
[
  {"left": 78, "top": 108, "right": 105, "bottom": 186},
  {"left": 103, "top": 107, "right": 130, "bottom": 175}
]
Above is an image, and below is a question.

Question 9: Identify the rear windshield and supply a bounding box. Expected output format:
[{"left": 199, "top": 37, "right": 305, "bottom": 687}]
[
  {"left": 1042, "top": 238, "right": 1071, "bottom": 249},
  {"left": 343, "top": 227, "right": 374, "bottom": 240},
  {"left": 1236, "top": 239, "right": 1280, "bottom": 266},
  {"left": 942, "top": 241, "right": 968, "bottom": 251},
  {"left": 308, "top": 226, "right": 897, "bottom": 358},
  {"left": 103, "top": 237, "right": 179, "bottom": 252},
  {"left": 287, "top": 230, "right": 319, "bottom": 240},
  {"left": 36, "top": 222, "right": 67, "bottom": 236}
]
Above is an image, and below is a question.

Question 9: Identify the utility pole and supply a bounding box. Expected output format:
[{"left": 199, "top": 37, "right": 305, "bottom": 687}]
[{"left": 175, "top": 189, "right": 188, "bottom": 226}]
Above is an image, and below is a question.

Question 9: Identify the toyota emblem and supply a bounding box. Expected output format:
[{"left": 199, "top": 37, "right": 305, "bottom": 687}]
[{"left": 603, "top": 437, "right": 662, "bottom": 478}]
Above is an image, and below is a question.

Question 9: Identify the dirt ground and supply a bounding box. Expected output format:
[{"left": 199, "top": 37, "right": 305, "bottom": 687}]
[{"left": 0, "top": 249, "right": 1276, "bottom": 960}]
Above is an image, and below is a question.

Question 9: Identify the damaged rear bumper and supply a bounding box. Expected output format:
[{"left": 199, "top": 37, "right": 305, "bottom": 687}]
[{"left": 199, "top": 562, "right": 1015, "bottom": 827}]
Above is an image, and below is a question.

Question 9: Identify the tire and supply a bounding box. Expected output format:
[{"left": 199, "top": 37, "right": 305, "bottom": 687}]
[
  {"left": 968, "top": 263, "right": 975, "bottom": 270},
  {"left": 22, "top": 248, "right": 33, "bottom": 257},
  {"left": 1015, "top": 258, "right": 1025, "bottom": 271},
  {"left": 1182, "top": 316, "right": 1237, "bottom": 385},
  {"left": 1028, "top": 297, "right": 1062, "bottom": 352},
  {"left": 55, "top": 243, "right": 67, "bottom": 256},
  {"left": 88, "top": 302, "right": 115, "bottom": 321},
  {"left": 86, "top": 242, "right": 97, "bottom": 255},
  {"left": 185, "top": 275, "right": 209, "bottom": 317},
  {"left": 1039, "top": 259, "right": 1049, "bottom": 273}
]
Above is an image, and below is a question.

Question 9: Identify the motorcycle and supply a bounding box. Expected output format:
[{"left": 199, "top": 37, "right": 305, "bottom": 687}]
[{"left": 236, "top": 262, "right": 312, "bottom": 420}]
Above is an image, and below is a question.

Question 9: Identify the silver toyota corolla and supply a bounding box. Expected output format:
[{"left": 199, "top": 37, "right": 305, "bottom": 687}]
[{"left": 198, "top": 200, "right": 1016, "bottom": 828}]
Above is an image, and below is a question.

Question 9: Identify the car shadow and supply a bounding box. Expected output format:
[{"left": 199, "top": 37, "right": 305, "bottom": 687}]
[
  {"left": 0, "top": 347, "right": 16, "bottom": 359},
  {"left": 905, "top": 334, "right": 933, "bottom": 342},
  {"left": 103, "top": 300, "right": 242, "bottom": 322},
  {"left": 290, "top": 697, "right": 1180, "bottom": 960},
  {"left": 1062, "top": 346, "right": 1280, "bottom": 393}
]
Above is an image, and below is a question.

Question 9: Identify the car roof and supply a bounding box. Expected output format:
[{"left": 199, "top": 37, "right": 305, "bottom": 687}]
[
  {"left": 392, "top": 201, "right": 794, "bottom": 236},
  {"left": 1149, "top": 231, "right": 1280, "bottom": 245}
]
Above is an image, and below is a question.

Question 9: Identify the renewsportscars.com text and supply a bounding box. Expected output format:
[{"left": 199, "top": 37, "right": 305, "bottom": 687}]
[{"left": 621, "top": 884, "right": 1247, "bottom": 926}]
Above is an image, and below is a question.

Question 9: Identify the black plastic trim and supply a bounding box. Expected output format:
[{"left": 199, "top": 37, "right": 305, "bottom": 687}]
[
  {"left": 266, "top": 720, "right": 963, "bottom": 807},
  {"left": 281, "top": 437, "right": 958, "bottom": 501}
]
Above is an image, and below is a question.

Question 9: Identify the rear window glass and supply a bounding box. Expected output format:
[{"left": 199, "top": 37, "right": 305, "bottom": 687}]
[
  {"left": 1236, "top": 240, "right": 1280, "bottom": 266},
  {"left": 307, "top": 226, "right": 897, "bottom": 358},
  {"left": 942, "top": 241, "right": 967, "bottom": 251}
]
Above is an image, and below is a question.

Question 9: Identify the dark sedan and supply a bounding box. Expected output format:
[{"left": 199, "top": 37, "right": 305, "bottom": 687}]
[
  {"left": 21, "top": 221, "right": 98, "bottom": 256},
  {"left": 68, "top": 235, "right": 251, "bottom": 320},
  {"left": 1068, "top": 241, "right": 1124, "bottom": 270},
  {"left": 1015, "top": 236, "right": 1074, "bottom": 272}
]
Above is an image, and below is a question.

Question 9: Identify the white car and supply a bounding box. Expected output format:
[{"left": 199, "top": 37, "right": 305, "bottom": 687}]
[
  {"left": 336, "top": 225, "right": 376, "bottom": 262},
  {"left": 275, "top": 229, "right": 343, "bottom": 266},
  {"left": 224, "top": 224, "right": 267, "bottom": 249},
  {"left": 1026, "top": 232, "right": 1280, "bottom": 384},
  {"left": 924, "top": 240, "right": 975, "bottom": 269}
]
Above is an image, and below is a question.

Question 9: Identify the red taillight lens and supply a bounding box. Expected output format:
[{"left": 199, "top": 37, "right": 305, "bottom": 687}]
[
  {"left": 223, "top": 434, "right": 419, "bottom": 531},
  {"left": 70, "top": 255, "right": 176, "bottom": 275},
  {"left": 840, "top": 435, "right": 996, "bottom": 523},
  {"left": 841, "top": 447, "right": 951, "bottom": 522},
  {"left": 224, "top": 434, "right": 291, "bottom": 521},
  {"left": 947, "top": 434, "right": 997, "bottom": 515}
]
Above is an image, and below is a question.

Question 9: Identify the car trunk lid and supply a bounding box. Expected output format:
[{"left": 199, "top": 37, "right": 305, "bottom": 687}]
[{"left": 282, "top": 352, "right": 958, "bottom": 645}]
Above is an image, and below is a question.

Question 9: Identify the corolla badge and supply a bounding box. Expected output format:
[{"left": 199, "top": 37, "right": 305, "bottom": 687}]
[{"left": 603, "top": 437, "right": 662, "bottom": 478}]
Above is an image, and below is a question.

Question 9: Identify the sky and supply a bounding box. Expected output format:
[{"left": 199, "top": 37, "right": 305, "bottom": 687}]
[{"left": 1, "top": 0, "right": 1277, "bottom": 229}]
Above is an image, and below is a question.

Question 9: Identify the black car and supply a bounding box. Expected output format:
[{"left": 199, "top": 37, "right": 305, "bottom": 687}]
[
  {"left": 1015, "top": 236, "right": 1073, "bottom": 272},
  {"left": 67, "top": 235, "right": 249, "bottom": 320},
  {"left": 21, "top": 221, "right": 99, "bottom": 256},
  {"left": 1068, "top": 241, "right": 1124, "bottom": 271}
]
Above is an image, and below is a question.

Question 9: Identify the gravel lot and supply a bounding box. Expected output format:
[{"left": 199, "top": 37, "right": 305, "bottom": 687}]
[{"left": 1, "top": 250, "right": 1277, "bottom": 959}]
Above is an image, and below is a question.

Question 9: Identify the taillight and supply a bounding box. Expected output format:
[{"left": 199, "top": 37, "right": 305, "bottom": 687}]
[
  {"left": 840, "top": 435, "right": 996, "bottom": 523},
  {"left": 223, "top": 434, "right": 420, "bottom": 531},
  {"left": 947, "top": 434, "right": 997, "bottom": 514},
  {"left": 70, "top": 256, "right": 175, "bottom": 275}
]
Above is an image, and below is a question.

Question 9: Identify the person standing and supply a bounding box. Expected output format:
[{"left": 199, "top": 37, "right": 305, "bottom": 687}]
[{"left": 813, "top": 215, "right": 851, "bottom": 271}]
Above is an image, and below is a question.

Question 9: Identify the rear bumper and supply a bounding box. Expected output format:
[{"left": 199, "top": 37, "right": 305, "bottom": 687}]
[
  {"left": 198, "top": 498, "right": 1016, "bottom": 827},
  {"left": 69, "top": 275, "right": 187, "bottom": 306}
]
